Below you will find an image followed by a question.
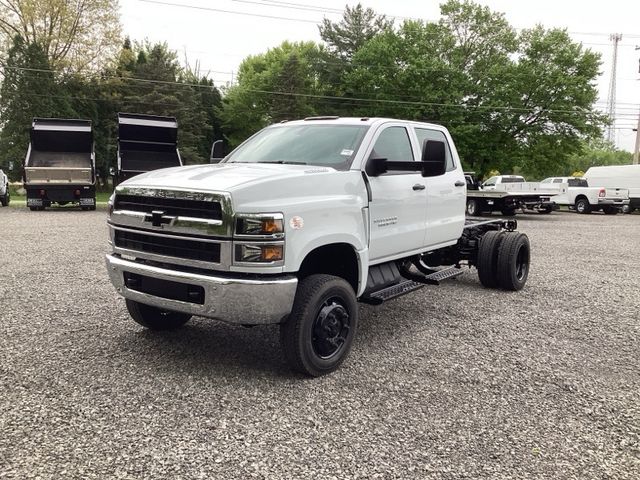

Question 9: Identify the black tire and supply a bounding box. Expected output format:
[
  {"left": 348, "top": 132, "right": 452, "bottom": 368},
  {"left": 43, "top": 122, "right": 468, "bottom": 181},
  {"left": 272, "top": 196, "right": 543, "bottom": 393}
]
[
  {"left": 602, "top": 206, "right": 618, "bottom": 215},
  {"left": 496, "top": 232, "right": 530, "bottom": 291},
  {"left": 476, "top": 230, "right": 505, "bottom": 288},
  {"left": 538, "top": 206, "right": 553, "bottom": 214},
  {"left": 280, "top": 274, "right": 358, "bottom": 377},
  {"left": 501, "top": 207, "right": 516, "bottom": 216},
  {"left": 0, "top": 196, "right": 7, "bottom": 207},
  {"left": 575, "top": 197, "right": 591, "bottom": 214},
  {"left": 28, "top": 206, "right": 40, "bottom": 211},
  {"left": 466, "top": 198, "right": 482, "bottom": 216},
  {"left": 125, "top": 299, "right": 192, "bottom": 330}
]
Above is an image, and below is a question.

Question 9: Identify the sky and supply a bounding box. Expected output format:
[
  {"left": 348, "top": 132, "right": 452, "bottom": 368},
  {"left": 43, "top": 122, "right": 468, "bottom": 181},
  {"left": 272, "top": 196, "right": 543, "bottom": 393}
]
[{"left": 119, "top": 0, "right": 640, "bottom": 152}]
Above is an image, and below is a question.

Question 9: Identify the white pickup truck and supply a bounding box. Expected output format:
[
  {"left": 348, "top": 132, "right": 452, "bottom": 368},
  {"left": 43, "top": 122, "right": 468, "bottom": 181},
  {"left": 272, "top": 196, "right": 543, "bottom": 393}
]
[
  {"left": 0, "top": 169, "right": 9, "bottom": 207},
  {"left": 106, "top": 117, "right": 531, "bottom": 376},
  {"left": 539, "top": 177, "right": 629, "bottom": 214}
]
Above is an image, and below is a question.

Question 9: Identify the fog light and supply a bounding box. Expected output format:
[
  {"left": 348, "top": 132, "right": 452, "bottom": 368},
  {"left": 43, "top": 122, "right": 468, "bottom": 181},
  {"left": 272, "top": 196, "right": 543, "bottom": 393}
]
[{"left": 235, "top": 244, "right": 284, "bottom": 263}]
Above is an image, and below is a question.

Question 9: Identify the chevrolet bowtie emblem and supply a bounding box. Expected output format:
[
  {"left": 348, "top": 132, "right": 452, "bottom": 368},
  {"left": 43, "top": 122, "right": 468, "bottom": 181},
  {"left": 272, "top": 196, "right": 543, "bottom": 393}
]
[{"left": 144, "top": 210, "right": 171, "bottom": 228}]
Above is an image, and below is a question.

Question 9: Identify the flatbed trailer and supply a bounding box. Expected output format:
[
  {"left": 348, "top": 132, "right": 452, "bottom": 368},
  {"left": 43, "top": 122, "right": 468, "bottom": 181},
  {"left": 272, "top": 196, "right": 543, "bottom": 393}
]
[{"left": 465, "top": 189, "right": 556, "bottom": 216}]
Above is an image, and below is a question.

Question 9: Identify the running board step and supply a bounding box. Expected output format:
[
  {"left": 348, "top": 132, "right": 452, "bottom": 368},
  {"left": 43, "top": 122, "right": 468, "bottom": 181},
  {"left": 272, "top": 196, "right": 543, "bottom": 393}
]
[
  {"left": 422, "top": 266, "right": 464, "bottom": 285},
  {"left": 362, "top": 280, "right": 424, "bottom": 305}
]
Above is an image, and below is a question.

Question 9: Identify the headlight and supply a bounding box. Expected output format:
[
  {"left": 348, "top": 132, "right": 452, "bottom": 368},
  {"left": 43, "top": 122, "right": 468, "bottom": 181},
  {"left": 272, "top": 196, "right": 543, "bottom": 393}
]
[
  {"left": 235, "top": 243, "right": 284, "bottom": 263},
  {"left": 235, "top": 213, "right": 284, "bottom": 238}
]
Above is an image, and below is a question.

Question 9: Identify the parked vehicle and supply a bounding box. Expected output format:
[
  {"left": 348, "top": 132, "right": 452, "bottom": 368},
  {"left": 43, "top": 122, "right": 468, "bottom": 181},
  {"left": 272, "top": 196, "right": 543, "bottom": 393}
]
[
  {"left": 481, "top": 175, "right": 526, "bottom": 190},
  {"left": 0, "top": 169, "right": 10, "bottom": 207},
  {"left": 583, "top": 165, "right": 640, "bottom": 213},
  {"left": 106, "top": 117, "right": 531, "bottom": 376},
  {"left": 540, "top": 176, "right": 629, "bottom": 214},
  {"left": 112, "top": 113, "right": 182, "bottom": 186},
  {"left": 465, "top": 172, "right": 555, "bottom": 216},
  {"left": 23, "top": 118, "right": 96, "bottom": 211}
]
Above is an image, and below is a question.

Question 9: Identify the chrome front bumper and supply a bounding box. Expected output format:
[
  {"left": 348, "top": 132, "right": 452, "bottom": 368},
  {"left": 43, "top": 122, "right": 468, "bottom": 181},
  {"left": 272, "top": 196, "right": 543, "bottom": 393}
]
[{"left": 106, "top": 254, "right": 298, "bottom": 325}]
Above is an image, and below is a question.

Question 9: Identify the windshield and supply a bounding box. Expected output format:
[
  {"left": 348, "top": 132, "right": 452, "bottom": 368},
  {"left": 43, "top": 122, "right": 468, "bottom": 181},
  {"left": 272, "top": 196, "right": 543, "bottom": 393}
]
[{"left": 225, "top": 124, "right": 369, "bottom": 170}]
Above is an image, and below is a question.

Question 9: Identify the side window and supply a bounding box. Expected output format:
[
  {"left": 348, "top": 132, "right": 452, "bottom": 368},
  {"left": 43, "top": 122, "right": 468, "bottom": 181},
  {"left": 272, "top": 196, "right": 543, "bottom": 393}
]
[
  {"left": 541, "top": 178, "right": 551, "bottom": 184},
  {"left": 553, "top": 178, "right": 563, "bottom": 184},
  {"left": 415, "top": 128, "right": 455, "bottom": 172},
  {"left": 370, "top": 126, "right": 414, "bottom": 163},
  {"left": 484, "top": 176, "right": 497, "bottom": 186}
]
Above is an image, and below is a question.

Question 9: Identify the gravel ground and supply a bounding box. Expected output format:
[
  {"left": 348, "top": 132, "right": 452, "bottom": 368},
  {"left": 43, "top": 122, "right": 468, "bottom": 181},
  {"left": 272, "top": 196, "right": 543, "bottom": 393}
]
[{"left": 0, "top": 207, "right": 638, "bottom": 479}]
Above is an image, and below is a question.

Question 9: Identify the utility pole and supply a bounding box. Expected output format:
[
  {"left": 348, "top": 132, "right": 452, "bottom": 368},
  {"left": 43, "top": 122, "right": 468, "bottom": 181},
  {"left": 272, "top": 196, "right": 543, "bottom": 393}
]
[
  {"left": 634, "top": 46, "right": 640, "bottom": 165},
  {"left": 606, "top": 34, "right": 622, "bottom": 144}
]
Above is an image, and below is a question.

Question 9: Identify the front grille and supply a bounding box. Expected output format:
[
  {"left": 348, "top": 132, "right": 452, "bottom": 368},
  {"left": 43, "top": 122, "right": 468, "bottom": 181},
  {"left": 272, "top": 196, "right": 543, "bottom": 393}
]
[
  {"left": 123, "top": 272, "right": 205, "bottom": 304},
  {"left": 114, "top": 230, "right": 220, "bottom": 263},
  {"left": 114, "top": 194, "right": 222, "bottom": 220}
]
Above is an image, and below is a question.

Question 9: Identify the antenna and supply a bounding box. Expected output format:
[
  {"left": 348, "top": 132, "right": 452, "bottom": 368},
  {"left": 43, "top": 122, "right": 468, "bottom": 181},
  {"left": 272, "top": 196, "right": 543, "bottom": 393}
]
[{"left": 605, "top": 34, "right": 622, "bottom": 144}]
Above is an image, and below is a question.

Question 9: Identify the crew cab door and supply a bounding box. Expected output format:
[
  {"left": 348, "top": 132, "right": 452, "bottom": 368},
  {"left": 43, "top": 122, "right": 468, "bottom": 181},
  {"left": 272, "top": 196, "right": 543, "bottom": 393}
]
[
  {"left": 364, "top": 124, "right": 427, "bottom": 262},
  {"left": 413, "top": 127, "right": 466, "bottom": 248}
]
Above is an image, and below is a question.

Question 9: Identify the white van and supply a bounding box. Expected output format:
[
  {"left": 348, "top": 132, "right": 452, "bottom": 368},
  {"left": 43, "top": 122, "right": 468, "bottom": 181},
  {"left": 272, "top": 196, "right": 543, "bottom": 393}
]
[{"left": 584, "top": 165, "right": 640, "bottom": 213}]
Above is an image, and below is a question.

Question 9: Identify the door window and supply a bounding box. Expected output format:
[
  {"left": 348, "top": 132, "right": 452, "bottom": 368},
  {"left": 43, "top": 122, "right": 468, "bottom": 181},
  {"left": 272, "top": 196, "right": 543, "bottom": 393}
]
[
  {"left": 414, "top": 128, "right": 455, "bottom": 171},
  {"left": 369, "top": 126, "right": 414, "bottom": 163}
]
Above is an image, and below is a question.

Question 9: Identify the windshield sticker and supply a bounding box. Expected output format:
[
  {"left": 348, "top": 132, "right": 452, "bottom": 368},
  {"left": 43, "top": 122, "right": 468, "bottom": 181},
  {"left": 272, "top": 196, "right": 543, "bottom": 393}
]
[{"left": 340, "top": 149, "right": 354, "bottom": 156}]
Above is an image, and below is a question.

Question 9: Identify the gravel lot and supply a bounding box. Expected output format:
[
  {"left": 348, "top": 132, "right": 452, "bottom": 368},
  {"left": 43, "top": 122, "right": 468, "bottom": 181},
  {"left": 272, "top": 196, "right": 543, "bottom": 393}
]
[{"left": 0, "top": 207, "right": 638, "bottom": 479}]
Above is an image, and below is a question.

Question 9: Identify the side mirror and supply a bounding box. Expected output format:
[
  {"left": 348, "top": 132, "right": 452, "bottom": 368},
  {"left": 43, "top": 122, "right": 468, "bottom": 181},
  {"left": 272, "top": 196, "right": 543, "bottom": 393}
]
[
  {"left": 210, "top": 140, "right": 225, "bottom": 164},
  {"left": 421, "top": 140, "right": 446, "bottom": 177}
]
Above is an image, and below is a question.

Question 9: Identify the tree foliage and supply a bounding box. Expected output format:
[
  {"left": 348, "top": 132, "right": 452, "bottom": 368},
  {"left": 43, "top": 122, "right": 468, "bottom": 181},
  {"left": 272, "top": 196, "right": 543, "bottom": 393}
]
[{"left": 0, "top": 0, "right": 121, "bottom": 71}]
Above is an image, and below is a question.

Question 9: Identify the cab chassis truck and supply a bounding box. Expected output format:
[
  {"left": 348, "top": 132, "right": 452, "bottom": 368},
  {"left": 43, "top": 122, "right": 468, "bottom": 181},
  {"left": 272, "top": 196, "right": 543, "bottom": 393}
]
[
  {"left": 24, "top": 118, "right": 96, "bottom": 211},
  {"left": 106, "top": 117, "right": 531, "bottom": 376}
]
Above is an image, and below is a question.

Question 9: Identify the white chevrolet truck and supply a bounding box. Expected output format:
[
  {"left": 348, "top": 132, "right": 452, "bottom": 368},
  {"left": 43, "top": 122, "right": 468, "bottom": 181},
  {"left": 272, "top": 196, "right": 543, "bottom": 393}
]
[{"left": 106, "top": 117, "right": 531, "bottom": 376}]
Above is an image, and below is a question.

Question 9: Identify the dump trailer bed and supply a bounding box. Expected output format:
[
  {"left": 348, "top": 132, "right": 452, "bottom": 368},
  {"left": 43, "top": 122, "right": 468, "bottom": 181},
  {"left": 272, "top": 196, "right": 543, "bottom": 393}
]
[
  {"left": 24, "top": 118, "right": 96, "bottom": 210},
  {"left": 115, "top": 113, "right": 182, "bottom": 185}
]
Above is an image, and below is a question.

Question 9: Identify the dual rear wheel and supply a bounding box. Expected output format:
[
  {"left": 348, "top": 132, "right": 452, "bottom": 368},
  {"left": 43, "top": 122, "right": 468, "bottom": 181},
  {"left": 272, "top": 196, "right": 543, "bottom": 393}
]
[{"left": 477, "top": 231, "right": 530, "bottom": 291}]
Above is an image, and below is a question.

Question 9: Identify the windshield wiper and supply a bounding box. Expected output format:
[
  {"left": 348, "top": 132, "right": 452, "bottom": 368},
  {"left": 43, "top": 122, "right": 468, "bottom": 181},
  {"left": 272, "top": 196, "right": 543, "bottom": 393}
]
[{"left": 262, "top": 160, "right": 307, "bottom": 165}]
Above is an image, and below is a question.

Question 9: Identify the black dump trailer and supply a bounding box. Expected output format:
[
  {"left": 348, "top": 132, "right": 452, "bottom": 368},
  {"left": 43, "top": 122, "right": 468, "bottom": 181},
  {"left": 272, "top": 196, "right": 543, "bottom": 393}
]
[
  {"left": 24, "top": 118, "right": 96, "bottom": 211},
  {"left": 114, "top": 113, "right": 182, "bottom": 185}
]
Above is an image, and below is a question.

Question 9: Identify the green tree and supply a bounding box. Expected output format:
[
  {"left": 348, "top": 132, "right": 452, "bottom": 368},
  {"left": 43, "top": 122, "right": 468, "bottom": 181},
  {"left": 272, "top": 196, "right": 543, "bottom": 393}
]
[
  {"left": 0, "top": 0, "right": 121, "bottom": 71},
  {"left": 319, "top": 3, "right": 393, "bottom": 61},
  {"left": 0, "top": 36, "right": 75, "bottom": 179},
  {"left": 565, "top": 139, "right": 633, "bottom": 175},
  {"left": 219, "top": 41, "right": 326, "bottom": 147}
]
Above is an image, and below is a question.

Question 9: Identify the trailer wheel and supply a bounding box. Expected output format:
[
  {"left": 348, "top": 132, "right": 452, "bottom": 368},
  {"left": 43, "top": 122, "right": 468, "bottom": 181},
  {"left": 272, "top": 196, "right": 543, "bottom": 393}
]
[
  {"left": 575, "top": 197, "right": 591, "bottom": 214},
  {"left": 477, "top": 230, "right": 505, "bottom": 288},
  {"left": 467, "top": 199, "right": 482, "bottom": 216},
  {"left": 125, "top": 299, "right": 192, "bottom": 330},
  {"left": 280, "top": 274, "right": 357, "bottom": 377},
  {"left": 496, "top": 232, "right": 530, "bottom": 291}
]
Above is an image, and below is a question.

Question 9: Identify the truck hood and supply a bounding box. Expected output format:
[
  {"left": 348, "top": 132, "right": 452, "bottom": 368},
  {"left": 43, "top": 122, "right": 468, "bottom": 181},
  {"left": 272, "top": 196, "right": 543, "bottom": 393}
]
[{"left": 118, "top": 163, "right": 337, "bottom": 193}]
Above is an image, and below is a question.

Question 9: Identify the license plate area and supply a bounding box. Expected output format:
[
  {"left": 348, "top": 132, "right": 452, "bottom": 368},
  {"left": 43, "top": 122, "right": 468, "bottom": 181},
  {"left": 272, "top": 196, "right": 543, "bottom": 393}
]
[{"left": 123, "top": 272, "right": 205, "bottom": 305}]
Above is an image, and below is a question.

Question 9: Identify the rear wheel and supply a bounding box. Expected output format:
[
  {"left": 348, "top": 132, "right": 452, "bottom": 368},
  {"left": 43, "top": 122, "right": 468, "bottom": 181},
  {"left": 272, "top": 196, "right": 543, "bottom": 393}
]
[
  {"left": 602, "top": 206, "right": 618, "bottom": 215},
  {"left": 575, "top": 197, "right": 591, "bottom": 214},
  {"left": 280, "top": 274, "right": 358, "bottom": 377},
  {"left": 0, "top": 195, "right": 7, "bottom": 207},
  {"left": 466, "top": 198, "right": 482, "bottom": 216},
  {"left": 125, "top": 299, "right": 192, "bottom": 330},
  {"left": 496, "top": 232, "right": 530, "bottom": 291},
  {"left": 476, "top": 230, "right": 505, "bottom": 289}
]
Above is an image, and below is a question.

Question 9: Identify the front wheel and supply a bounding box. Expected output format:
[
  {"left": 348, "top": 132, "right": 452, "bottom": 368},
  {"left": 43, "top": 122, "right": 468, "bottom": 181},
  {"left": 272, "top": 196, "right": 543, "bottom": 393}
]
[
  {"left": 280, "top": 274, "right": 358, "bottom": 377},
  {"left": 125, "top": 299, "right": 192, "bottom": 330}
]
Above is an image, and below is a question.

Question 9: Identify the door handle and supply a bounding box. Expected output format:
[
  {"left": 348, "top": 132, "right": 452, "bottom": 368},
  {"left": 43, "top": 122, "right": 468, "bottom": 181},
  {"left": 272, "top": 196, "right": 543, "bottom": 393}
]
[
  {"left": 454, "top": 181, "right": 465, "bottom": 187},
  {"left": 412, "top": 184, "right": 426, "bottom": 191}
]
